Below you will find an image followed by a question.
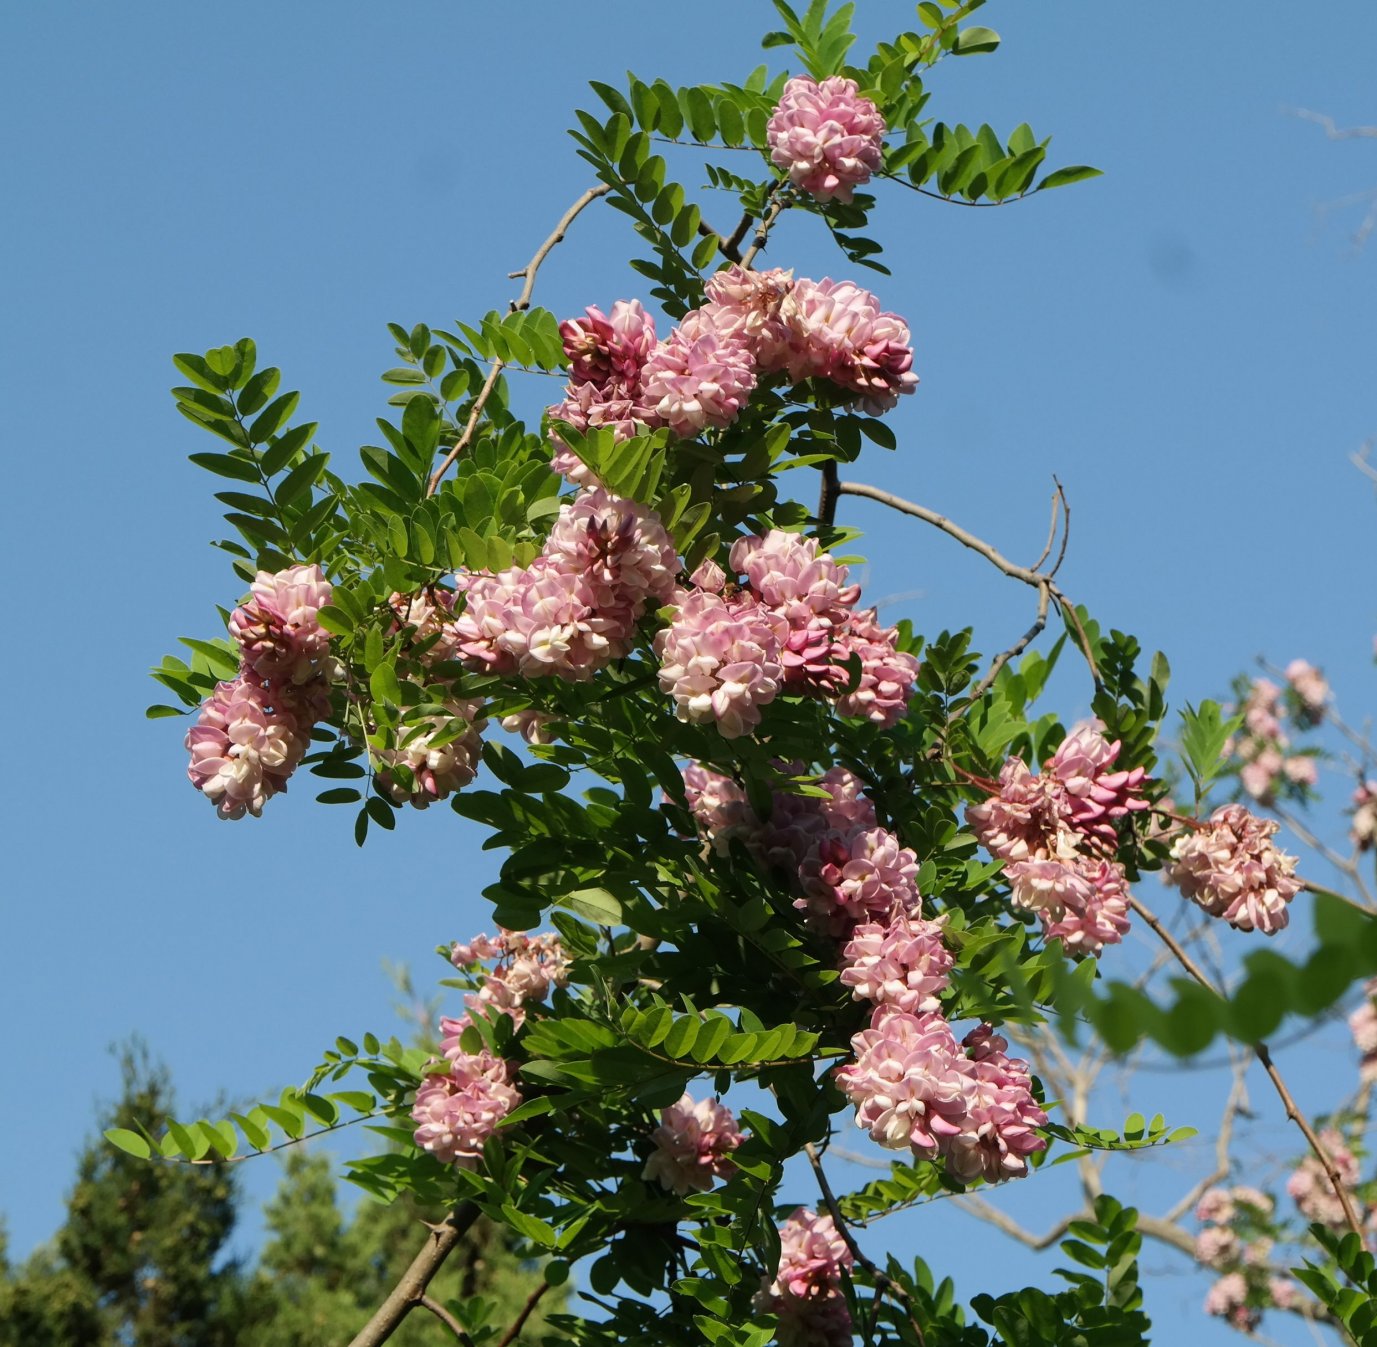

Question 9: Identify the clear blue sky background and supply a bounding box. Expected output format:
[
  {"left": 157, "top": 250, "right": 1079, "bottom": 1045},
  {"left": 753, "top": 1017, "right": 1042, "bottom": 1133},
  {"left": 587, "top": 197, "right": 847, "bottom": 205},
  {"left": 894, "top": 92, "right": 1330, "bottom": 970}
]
[{"left": 2, "top": 3, "right": 1375, "bottom": 1342}]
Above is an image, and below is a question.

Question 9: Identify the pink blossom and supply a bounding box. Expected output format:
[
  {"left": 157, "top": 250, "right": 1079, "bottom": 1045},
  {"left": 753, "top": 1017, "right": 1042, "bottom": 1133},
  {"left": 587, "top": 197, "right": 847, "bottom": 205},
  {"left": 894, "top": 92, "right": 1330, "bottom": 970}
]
[
  {"left": 681, "top": 762, "right": 757, "bottom": 854},
  {"left": 1243, "top": 678, "right": 1285, "bottom": 740},
  {"left": 762, "top": 1208, "right": 853, "bottom": 1301},
  {"left": 559, "top": 300, "right": 657, "bottom": 389},
  {"left": 1282, "top": 754, "right": 1318, "bottom": 787},
  {"left": 639, "top": 315, "right": 756, "bottom": 438},
  {"left": 543, "top": 488, "right": 679, "bottom": 634},
  {"left": 840, "top": 910, "right": 952, "bottom": 1013},
  {"left": 654, "top": 588, "right": 786, "bottom": 738},
  {"left": 449, "top": 929, "right": 569, "bottom": 1031},
  {"left": 689, "top": 557, "right": 727, "bottom": 593},
  {"left": 1242, "top": 1237, "right": 1274, "bottom": 1268},
  {"left": 1268, "top": 1277, "right": 1298, "bottom": 1310},
  {"left": 1194, "top": 1225, "right": 1239, "bottom": 1269},
  {"left": 411, "top": 1048, "right": 521, "bottom": 1168},
  {"left": 945, "top": 1024, "right": 1049, "bottom": 1183},
  {"left": 1195, "top": 1187, "right": 1236, "bottom": 1224},
  {"left": 227, "top": 564, "right": 334, "bottom": 685},
  {"left": 1285, "top": 658, "right": 1329, "bottom": 723},
  {"left": 1230, "top": 1185, "right": 1274, "bottom": 1216},
  {"left": 1351, "top": 983, "right": 1377, "bottom": 1053},
  {"left": 1351, "top": 780, "right": 1377, "bottom": 851},
  {"left": 547, "top": 382, "right": 641, "bottom": 484},
  {"left": 730, "top": 531, "right": 860, "bottom": 623},
  {"left": 1286, "top": 1129, "right": 1359, "bottom": 1228},
  {"left": 1204, "top": 1273, "right": 1257, "bottom": 1330},
  {"left": 835, "top": 1006, "right": 971, "bottom": 1158},
  {"left": 1003, "top": 857, "right": 1096, "bottom": 920},
  {"left": 701, "top": 265, "right": 795, "bottom": 367},
  {"left": 378, "top": 700, "right": 486, "bottom": 808},
  {"left": 642, "top": 1093, "right": 743, "bottom": 1194},
  {"left": 186, "top": 677, "right": 307, "bottom": 820},
  {"left": 798, "top": 825, "right": 920, "bottom": 931},
  {"left": 767, "top": 75, "right": 886, "bottom": 203},
  {"left": 966, "top": 758, "right": 1074, "bottom": 864},
  {"left": 388, "top": 588, "right": 459, "bottom": 663},
  {"left": 499, "top": 709, "right": 558, "bottom": 745},
  {"left": 1045, "top": 721, "right": 1149, "bottom": 844},
  {"left": 1168, "top": 804, "right": 1302, "bottom": 935},
  {"left": 1040, "top": 858, "right": 1132, "bottom": 956},
  {"left": 779, "top": 277, "right": 918, "bottom": 413},
  {"left": 830, "top": 609, "right": 920, "bottom": 727}
]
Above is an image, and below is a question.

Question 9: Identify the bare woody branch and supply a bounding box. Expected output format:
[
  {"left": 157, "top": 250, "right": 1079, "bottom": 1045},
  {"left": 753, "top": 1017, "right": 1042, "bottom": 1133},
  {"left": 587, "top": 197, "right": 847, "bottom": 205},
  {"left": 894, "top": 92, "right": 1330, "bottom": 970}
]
[
  {"left": 347, "top": 1203, "right": 480, "bottom": 1347},
  {"left": 427, "top": 183, "right": 611, "bottom": 495}
]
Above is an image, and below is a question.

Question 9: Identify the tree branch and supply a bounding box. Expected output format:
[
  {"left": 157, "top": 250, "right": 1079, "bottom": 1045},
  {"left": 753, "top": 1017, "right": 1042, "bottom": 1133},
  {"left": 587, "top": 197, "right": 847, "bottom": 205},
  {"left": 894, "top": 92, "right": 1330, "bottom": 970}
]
[
  {"left": 347, "top": 1203, "right": 480, "bottom": 1347},
  {"left": 428, "top": 183, "right": 610, "bottom": 495},
  {"left": 804, "top": 1142, "right": 925, "bottom": 1345},
  {"left": 495, "top": 1281, "right": 552, "bottom": 1347},
  {"left": 420, "top": 1294, "right": 476, "bottom": 1346},
  {"left": 1127, "top": 895, "right": 1365, "bottom": 1238},
  {"left": 740, "top": 184, "right": 789, "bottom": 269}
]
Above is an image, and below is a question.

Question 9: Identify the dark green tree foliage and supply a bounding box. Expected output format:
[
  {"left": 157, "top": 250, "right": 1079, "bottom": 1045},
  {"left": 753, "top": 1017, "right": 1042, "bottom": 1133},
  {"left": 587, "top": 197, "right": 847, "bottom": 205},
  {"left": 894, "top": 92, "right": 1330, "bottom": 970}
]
[{"left": 2, "top": 1047, "right": 558, "bottom": 1347}]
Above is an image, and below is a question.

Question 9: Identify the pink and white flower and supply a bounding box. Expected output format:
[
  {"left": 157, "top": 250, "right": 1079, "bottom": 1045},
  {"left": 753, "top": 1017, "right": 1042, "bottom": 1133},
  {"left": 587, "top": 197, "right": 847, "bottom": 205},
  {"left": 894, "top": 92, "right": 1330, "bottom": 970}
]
[
  {"left": 642, "top": 1093, "right": 743, "bottom": 1194},
  {"left": 186, "top": 677, "right": 307, "bottom": 820},
  {"left": 228, "top": 564, "right": 334, "bottom": 685},
  {"left": 767, "top": 75, "right": 886, "bottom": 203},
  {"left": 411, "top": 1048, "right": 521, "bottom": 1169}
]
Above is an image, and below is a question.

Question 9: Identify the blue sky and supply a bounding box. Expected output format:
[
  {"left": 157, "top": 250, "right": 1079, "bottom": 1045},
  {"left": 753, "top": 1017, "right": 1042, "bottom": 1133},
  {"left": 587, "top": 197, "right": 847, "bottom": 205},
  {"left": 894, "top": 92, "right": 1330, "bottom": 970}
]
[{"left": 2, "top": 3, "right": 1375, "bottom": 1341}]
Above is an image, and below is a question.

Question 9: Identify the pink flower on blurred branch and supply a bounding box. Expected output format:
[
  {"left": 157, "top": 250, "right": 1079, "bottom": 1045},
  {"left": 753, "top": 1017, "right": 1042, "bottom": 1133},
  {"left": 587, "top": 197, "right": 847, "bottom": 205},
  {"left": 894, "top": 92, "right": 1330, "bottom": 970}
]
[
  {"left": 642, "top": 1093, "right": 743, "bottom": 1194},
  {"left": 767, "top": 75, "right": 886, "bottom": 202},
  {"left": 1285, "top": 657, "right": 1329, "bottom": 724}
]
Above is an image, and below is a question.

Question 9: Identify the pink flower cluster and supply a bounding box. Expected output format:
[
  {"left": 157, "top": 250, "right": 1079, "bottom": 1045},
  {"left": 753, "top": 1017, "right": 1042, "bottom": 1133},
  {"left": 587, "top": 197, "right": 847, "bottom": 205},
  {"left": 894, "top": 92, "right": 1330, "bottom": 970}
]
[
  {"left": 1352, "top": 780, "right": 1377, "bottom": 852},
  {"left": 766, "top": 75, "right": 886, "bottom": 203},
  {"left": 839, "top": 909, "right": 952, "bottom": 1013},
  {"left": 1350, "top": 981, "right": 1377, "bottom": 1083},
  {"left": 1203, "top": 1273, "right": 1259, "bottom": 1333},
  {"left": 187, "top": 564, "right": 336, "bottom": 819},
  {"left": 836, "top": 1013, "right": 1047, "bottom": 1182},
  {"left": 1287, "top": 1129, "right": 1360, "bottom": 1230},
  {"left": 449, "top": 928, "right": 569, "bottom": 1031},
  {"left": 378, "top": 699, "right": 486, "bottom": 808},
  {"left": 966, "top": 722, "right": 1149, "bottom": 954},
  {"left": 454, "top": 487, "right": 678, "bottom": 682},
  {"left": 388, "top": 587, "right": 460, "bottom": 664},
  {"left": 1167, "top": 804, "right": 1302, "bottom": 935},
  {"left": 642, "top": 1093, "right": 743, "bottom": 1194},
  {"left": 655, "top": 531, "right": 919, "bottom": 738},
  {"left": 1228, "top": 677, "right": 1318, "bottom": 802},
  {"left": 548, "top": 266, "right": 917, "bottom": 477},
  {"left": 753, "top": 1208, "right": 854, "bottom": 1347},
  {"left": 1193, "top": 1185, "right": 1298, "bottom": 1330},
  {"left": 1285, "top": 658, "right": 1329, "bottom": 726},
  {"left": 410, "top": 1016, "right": 521, "bottom": 1169}
]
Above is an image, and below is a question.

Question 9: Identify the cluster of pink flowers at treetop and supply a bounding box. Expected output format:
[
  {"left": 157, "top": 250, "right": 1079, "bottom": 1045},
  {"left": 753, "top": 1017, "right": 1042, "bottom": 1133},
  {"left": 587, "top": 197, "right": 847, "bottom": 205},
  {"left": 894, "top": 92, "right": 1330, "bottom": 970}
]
[
  {"left": 449, "top": 928, "right": 569, "bottom": 1031},
  {"left": 642, "top": 1093, "right": 744, "bottom": 1195},
  {"left": 187, "top": 564, "right": 335, "bottom": 820},
  {"left": 681, "top": 761, "right": 1046, "bottom": 1183},
  {"left": 454, "top": 487, "right": 678, "bottom": 682},
  {"left": 753, "top": 1208, "right": 854, "bottom": 1347},
  {"left": 548, "top": 264, "right": 917, "bottom": 479},
  {"left": 1166, "top": 804, "right": 1302, "bottom": 936},
  {"left": 965, "top": 722, "right": 1149, "bottom": 955},
  {"left": 655, "top": 530, "right": 919, "bottom": 739},
  {"left": 836, "top": 1013, "right": 1047, "bottom": 1183},
  {"left": 1287, "top": 1129, "right": 1361, "bottom": 1229},
  {"left": 1352, "top": 780, "right": 1377, "bottom": 853},
  {"left": 410, "top": 1016, "right": 521, "bottom": 1169},
  {"left": 1227, "top": 676, "right": 1318, "bottom": 803},
  {"left": 766, "top": 74, "right": 886, "bottom": 203}
]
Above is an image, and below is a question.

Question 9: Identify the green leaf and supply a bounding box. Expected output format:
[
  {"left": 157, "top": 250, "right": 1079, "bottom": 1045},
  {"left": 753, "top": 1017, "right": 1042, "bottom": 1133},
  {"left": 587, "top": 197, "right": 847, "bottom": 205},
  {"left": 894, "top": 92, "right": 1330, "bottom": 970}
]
[
  {"left": 104, "top": 1128, "right": 152, "bottom": 1159},
  {"left": 558, "top": 887, "right": 623, "bottom": 925},
  {"left": 248, "top": 391, "right": 300, "bottom": 444},
  {"left": 951, "top": 25, "right": 1000, "bottom": 54},
  {"left": 189, "top": 452, "right": 260, "bottom": 483},
  {"left": 1036, "top": 165, "right": 1103, "bottom": 192}
]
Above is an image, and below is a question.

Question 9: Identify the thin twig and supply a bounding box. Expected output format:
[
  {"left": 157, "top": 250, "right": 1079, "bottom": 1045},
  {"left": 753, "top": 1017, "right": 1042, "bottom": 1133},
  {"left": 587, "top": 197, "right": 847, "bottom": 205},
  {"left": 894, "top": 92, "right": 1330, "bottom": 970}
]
[
  {"left": 420, "top": 1294, "right": 476, "bottom": 1346},
  {"left": 741, "top": 187, "right": 789, "bottom": 269},
  {"left": 804, "top": 1143, "right": 926, "bottom": 1346},
  {"left": 428, "top": 183, "right": 610, "bottom": 495},
  {"left": 1287, "top": 108, "right": 1377, "bottom": 141},
  {"left": 952, "top": 1194, "right": 1076, "bottom": 1250},
  {"left": 817, "top": 458, "right": 841, "bottom": 529},
  {"left": 1029, "top": 483, "right": 1063, "bottom": 572},
  {"left": 1127, "top": 895, "right": 1365, "bottom": 1238},
  {"left": 965, "top": 581, "right": 1050, "bottom": 704},
  {"left": 876, "top": 170, "right": 1021, "bottom": 207},
  {"left": 347, "top": 1203, "right": 480, "bottom": 1347},
  {"left": 836, "top": 479, "right": 1100, "bottom": 683},
  {"left": 495, "top": 1281, "right": 552, "bottom": 1347}
]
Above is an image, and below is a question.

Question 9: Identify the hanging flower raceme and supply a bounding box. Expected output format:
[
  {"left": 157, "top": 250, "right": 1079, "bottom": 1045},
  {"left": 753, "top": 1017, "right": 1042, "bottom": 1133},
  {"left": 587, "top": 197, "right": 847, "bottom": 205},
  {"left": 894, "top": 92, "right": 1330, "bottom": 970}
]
[
  {"left": 700, "top": 265, "right": 796, "bottom": 365},
  {"left": 1203, "top": 1273, "right": 1259, "bottom": 1333},
  {"left": 753, "top": 1208, "right": 855, "bottom": 1347},
  {"left": 641, "top": 1093, "right": 744, "bottom": 1194},
  {"left": 1351, "top": 780, "right": 1377, "bottom": 852},
  {"left": 411, "top": 1027, "right": 521, "bottom": 1170},
  {"left": 654, "top": 588, "right": 787, "bottom": 739},
  {"left": 1004, "top": 854, "right": 1132, "bottom": 957},
  {"left": 797, "top": 825, "right": 921, "bottom": 932},
  {"left": 766, "top": 74, "right": 886, "bottom": 203},
  {"left": 638, "top": 313, "right": 757, "bottom": 438},
  {"left": 839, "top": 909, "right": 952, "bottom": 1013},
  {"left": 455, "top": 489, "right": 677, "bottom": 682},
  {"left": 1284, "top": 658, "right": 1329, "bottom": 725},
  {"left": 1044, "top": 722, "right": 1150, "bottom": 846},
  {"left": 185, "top": 677, "right": 308, "bottom": 820},
  {"left": 559, "top": 299, "right": 658, "bottom": 390},
  {"left": 1286, "top": 1129, "right": 1360, "bottom": 1229},
  {"left": 680, "top": 761, "right": 758, "bottom": 854},
  {"left": 449, "top": 928, "right": 569, "bottom": 1030},
  {"left": 944, "top": 1024, "right": 1049, "bottom": 1183},
  {"left": 378, "top": 699, "right": 487, "bottom": 809},
  {"left": 1166, "top": 803, "right": 1302, "bottom": 935},
  {"left": 227, "top": 564, "right": 334, "bottom": 686},
  {"left": 779, "top": 277, "right": 918, "bottom": 413}
]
